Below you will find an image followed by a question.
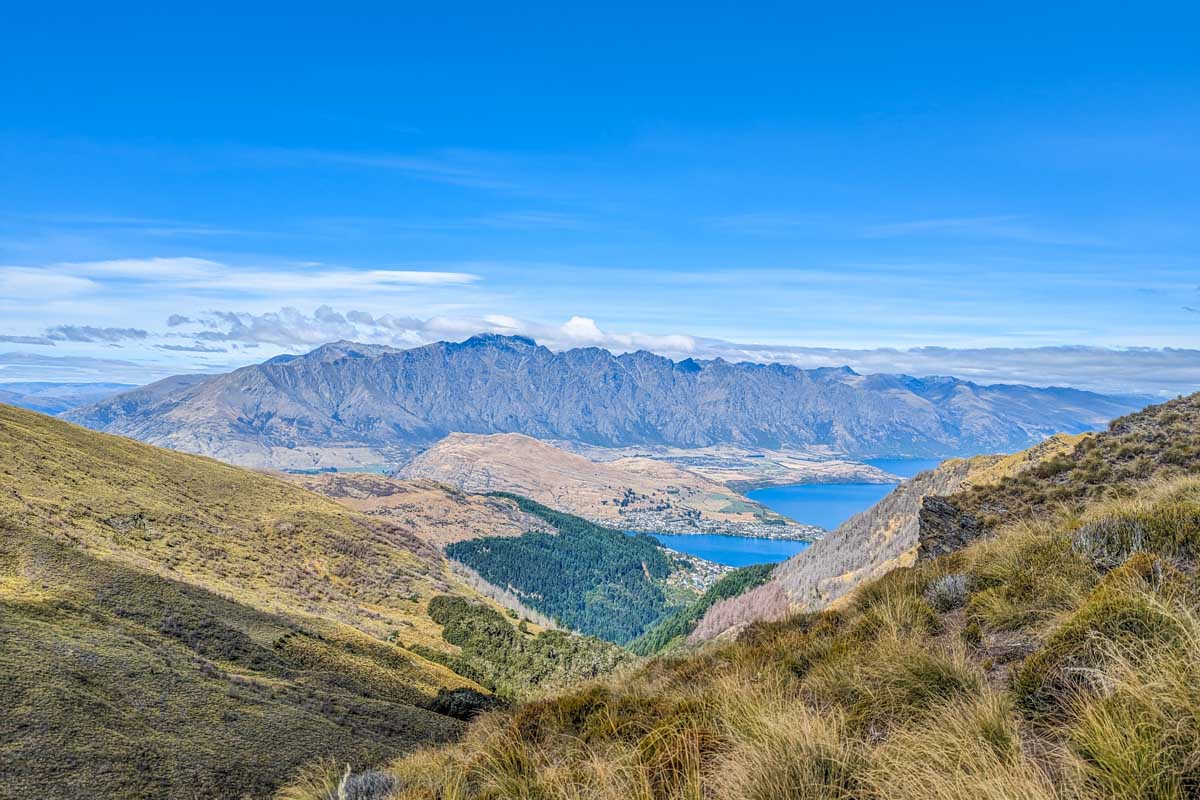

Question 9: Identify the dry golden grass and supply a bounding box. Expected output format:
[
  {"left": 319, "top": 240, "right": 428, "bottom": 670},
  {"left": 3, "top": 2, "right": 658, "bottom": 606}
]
[{"left": 323, "top": 471, "right": 1200, "bottom": 800}]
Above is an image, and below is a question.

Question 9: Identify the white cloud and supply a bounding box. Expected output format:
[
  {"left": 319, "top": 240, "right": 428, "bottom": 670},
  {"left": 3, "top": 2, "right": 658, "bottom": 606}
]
[
  {"left": 51, "top": 257, "right": 479, "bottom": 292},
  {"left": 157, "top": 307, "right": 1198, "bottom": 396},
  {"left": 57, "top": 256, "right": 222, "bottom": 279},
  {"left": 0, "top": 266, "right": 100, "bottom": 299}
]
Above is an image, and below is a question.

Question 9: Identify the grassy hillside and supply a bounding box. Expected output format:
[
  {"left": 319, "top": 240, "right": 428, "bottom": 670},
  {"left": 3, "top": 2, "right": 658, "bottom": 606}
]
[
  {"left": 446, "top": 493, "right": 703, "bottom": 644},
  {"left": 0, "top": 403, "right": 468, "bottom": 648},
  {"left": 0, "top": 403, "right": 492, "bottom": 796},
  {"left": 0, "top": 528, "right": 467, "bottom": 799},
  {"left": 948, "top": 395, "right": 1200, "bottom": 527},
  {"left": 0, "top": 405, "right": 629, "bottom": 797},
  {"left": 292, "top": 395, "right": 1200, "bottom": 800}
]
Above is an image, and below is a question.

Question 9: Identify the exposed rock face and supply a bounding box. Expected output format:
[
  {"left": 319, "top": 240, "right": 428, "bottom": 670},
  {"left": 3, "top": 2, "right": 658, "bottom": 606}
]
[
  {"left": 64, "top": 335, "right": 1141, "bottom": 468},
  {"left": 917, "top": 496, "right": 986, "bottom": 560}
]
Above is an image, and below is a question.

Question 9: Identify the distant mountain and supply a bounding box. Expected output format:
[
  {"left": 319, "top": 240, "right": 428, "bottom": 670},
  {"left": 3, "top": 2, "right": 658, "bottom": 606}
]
[
  {"left": 0, "top": 381, "right": 135, "bottom": 414},
  {"left": 64, "top": 334, "right": 1144, "bottom": 468}
]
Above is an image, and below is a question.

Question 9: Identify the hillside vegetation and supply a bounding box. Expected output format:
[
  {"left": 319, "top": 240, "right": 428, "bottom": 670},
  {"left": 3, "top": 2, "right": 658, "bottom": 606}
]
[
  {"left": 691, "top": 434, "right": 1083, "bottom": 642},
  {"left": 0, "top": 405, "right": 629, "bottom": 797},
  {"left": 407, "top": 596, "right": 634, "bottom": 700},
  {"left": 629, "top": 563, "right": 776, "bottom": 655},
  {"left": 287, "top": 395, "right": 1200, "bottom": 800},
  {"left": 446, "top": 494, "right": 703, "bottom": 644}
]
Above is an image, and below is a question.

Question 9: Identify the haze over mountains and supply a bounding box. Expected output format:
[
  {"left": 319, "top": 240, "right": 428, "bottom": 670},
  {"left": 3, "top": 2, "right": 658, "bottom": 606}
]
[
  {"left": 0, "top": 381, "right": 135, "bottom": 415},
  {"left": 65, "top": 334, "right": 1142, "bottom": 469}
]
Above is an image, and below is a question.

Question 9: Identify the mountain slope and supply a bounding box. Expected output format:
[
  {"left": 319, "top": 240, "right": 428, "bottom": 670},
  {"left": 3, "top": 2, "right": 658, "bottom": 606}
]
[
  {"left": 63, "top": 335, "right": 1141, "bottom": 468},
  {"left": 0, "top": 404, "right": 628, "bottom": 797},
  {"left": 324, "top": 394, "right": 1200, "bottom": 800},
  {"left": 1, "top": 527, "right": 467, "bottom": 800},
  {"left": 398, "top": 432, "right": 813, "bottom": 537},
  {"left": 690, "top": 434, "right": 1083, "bottom": 641},
  {"left": 281, "top": 472, "right": 555, "bottom": 546}
]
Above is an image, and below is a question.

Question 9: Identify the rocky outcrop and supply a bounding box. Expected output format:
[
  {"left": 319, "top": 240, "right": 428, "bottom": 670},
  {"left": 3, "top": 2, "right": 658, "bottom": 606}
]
[
  {"left": 917, "top": 496, "right": 987, "bottom": 560},
  {"left": 64, "top": 335, "right": 1141, "bottom": 469}
]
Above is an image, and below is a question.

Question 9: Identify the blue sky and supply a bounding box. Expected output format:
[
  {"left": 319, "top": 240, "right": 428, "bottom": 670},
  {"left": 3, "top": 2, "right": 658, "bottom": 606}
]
[{"left": 1, "top": 2, "right": 1198, "bottom": 393}]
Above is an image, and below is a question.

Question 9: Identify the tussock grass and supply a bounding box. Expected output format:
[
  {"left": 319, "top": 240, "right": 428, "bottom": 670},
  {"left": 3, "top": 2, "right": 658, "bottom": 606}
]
[
  {"left": 366, "top": 468, "right": 1200, "bottom": 800},
  {"left": 865, "top": 693, "right": 1057, "bottom": 800},
  {"left": 1067, "top": 596, "right": 1200, "bottom": 799}
]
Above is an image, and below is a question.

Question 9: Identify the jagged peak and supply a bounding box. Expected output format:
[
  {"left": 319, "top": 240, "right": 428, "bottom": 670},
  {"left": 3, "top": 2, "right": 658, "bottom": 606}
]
[{"left": 457, "top": 333, "right": 540, "bottom": 349}]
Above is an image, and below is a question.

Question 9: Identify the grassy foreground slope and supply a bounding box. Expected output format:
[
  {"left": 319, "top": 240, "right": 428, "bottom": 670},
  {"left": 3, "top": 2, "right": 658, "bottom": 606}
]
[
  {"left": 297, "top": 395, "right": 1200, "bottom": 800},
  {"left": 0, "top": 404, "right": 550, "bottom": 797}
]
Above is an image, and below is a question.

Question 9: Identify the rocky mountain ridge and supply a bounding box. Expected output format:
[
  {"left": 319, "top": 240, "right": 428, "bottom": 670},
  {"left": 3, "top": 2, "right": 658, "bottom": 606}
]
[{"left": 63, "top": 334, "right": 1142, "bottom": 468}]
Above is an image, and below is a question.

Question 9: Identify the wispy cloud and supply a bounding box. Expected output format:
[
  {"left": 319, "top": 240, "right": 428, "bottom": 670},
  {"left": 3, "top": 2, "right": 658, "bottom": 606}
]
[
  {"left": 4, "top": 258, "right": 480, "bottom": 297},
  {"left": 861, "top": 215, "right": 1106, "bottom": 246},
  {"left": 155, "top": 343, "right": 228, "bottom": 353},
  {"left": 46, "top": 325, "right": 148, "bottom": 343},
  {"left": 0, "top": 334, "right": 55, "bottom": 345},
  {"left": 240, "top": 146, "right": 520, "bottom": 191},
  {"left": 0, "top": 266, "right": 99, "bottom": 299}
]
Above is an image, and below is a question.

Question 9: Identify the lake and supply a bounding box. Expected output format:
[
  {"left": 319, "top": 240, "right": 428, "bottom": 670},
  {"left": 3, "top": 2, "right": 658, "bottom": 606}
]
[
  {"left": 863, "top": 457, "right": 944, "bottom": 479},
  {"left": 746, "top": 458, "right": 943, "bottom": 531},
  {"left": 652, "top": 457, "right": 945, "bottom": 567},
  {"left": 649, "top": 532, "right": 810, "bottom": 567}
]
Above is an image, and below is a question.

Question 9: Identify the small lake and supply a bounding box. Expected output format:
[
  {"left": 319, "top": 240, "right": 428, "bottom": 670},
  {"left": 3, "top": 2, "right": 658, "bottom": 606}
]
[{"left": 650, "top": 533, "right": 810, "bottom": 567}]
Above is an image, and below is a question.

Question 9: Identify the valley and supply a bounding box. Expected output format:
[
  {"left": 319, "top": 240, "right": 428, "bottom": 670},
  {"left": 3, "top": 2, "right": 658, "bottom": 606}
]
[
  {"left": 5, "top": 10, "right": 1193, "bottom": 798},
  {"left": 354, "top": 393, "right": 1200, "bottom": 800},
  {"left": 5, "top": 385, "right": 1196, "bottom": 800}
]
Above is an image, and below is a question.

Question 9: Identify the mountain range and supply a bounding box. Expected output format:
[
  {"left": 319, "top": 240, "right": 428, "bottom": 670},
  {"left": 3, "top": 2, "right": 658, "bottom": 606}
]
[
  {"left": 0, "top": 381, "right": 135, "bottom": 415},
  {"left": 64, "top": 335, "right": 1143, "bottom": 469}
]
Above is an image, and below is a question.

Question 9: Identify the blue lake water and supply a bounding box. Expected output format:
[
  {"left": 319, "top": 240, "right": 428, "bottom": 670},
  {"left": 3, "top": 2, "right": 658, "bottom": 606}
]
[
  {"left": 648, "top": 457, "right": 946, "bottom": 567},
  {"left": 747, "top": 483, "right": 898, "bottom": 530},
  {"left": 745, "top": 459, "right": 943, "bottom": 531},
  {"left": 648, "top": 533, "right": 810, "bottom": 567},
  {"left": 863, "top": 457, "right": 944, "bottom": 479}
]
